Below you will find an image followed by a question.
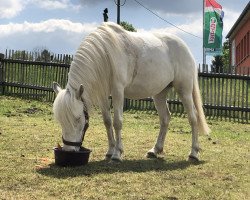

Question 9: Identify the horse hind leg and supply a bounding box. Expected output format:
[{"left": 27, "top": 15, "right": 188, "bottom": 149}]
[
  {"left": 147, "top": 88, "right": 171, "bottom": 158},
  {"left": 178, "top": 90, "right": 200, "bottom": 161}
]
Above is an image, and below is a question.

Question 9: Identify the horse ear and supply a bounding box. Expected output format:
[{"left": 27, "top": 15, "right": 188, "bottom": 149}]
[
  {"left": 53, "top": 82, "right": 62, "bottom": 94},
  {"left": 76, "top": 84, "right": 84, "bottom": 100}
]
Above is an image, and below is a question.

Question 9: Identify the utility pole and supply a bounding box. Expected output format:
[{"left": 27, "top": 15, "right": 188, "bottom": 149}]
[
  {"left": 203, "top": 0, "right": 206, "bottom": 68},
  {"left": 117, "top": 0, "right": 120, "bottom": 24}
]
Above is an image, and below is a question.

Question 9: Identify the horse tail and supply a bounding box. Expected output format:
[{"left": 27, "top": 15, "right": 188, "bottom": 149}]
[{"left": 192, "top": 67, "right": 211, "bottom": 135}]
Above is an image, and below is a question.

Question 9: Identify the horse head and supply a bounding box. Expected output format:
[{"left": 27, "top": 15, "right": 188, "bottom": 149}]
[{"left": 52, "top": 82, "right": 89, "bottom": 151}]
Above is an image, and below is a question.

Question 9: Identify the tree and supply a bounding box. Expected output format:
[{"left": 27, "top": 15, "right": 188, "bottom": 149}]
[
  {"left": 32, "top": 46, "right": 52, "bottom": 61},
  {"left": 211, "top": 55, "right": 223, "bottom": 73},
  {"left": 221, "top": 40, "right": 230, "bottom": 68},
  {"left": 211, "top": 39, "right": 230, "bottom": 73},
  {"left": 41, "top": 49, "right": 51, "bottom": 62},
  {"left": 120, "top": 21, "right": 137, "bottom": 32},
  {"left": 10, "top": 50, "right": 31, "bottom": 60}
]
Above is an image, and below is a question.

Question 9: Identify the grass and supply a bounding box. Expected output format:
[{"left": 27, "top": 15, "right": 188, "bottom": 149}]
[{"left": 0, "top": 96, "right": 249, "bottom": 200}]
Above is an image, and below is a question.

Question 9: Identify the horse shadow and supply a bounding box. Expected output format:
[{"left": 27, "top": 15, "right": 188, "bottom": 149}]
[{"left": 37, "top": 158, "right": 205, "bottom": 179}]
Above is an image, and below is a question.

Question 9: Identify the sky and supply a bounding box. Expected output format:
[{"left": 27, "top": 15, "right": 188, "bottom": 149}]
[{"left": 0, "top": 0, "right": 249, "bottom": 65}]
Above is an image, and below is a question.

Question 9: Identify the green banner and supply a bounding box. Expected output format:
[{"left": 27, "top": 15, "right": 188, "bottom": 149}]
[{"left": 204, "top": 1, "right": 223, "bottom": 56}]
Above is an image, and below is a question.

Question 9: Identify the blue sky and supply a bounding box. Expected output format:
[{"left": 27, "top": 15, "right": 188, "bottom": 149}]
[{"left": 0, "top": 0, "right": 249, "bottom": 64}]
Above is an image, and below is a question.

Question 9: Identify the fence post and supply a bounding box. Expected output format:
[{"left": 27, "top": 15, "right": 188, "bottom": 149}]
[{"left": 0, "top": 53, "right": 4, "bottom": 95}]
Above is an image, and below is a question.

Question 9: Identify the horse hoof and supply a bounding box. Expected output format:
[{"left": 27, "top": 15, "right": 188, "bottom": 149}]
[
  {"left": 146, "top": 151, "right": 157, "bottom": 159},
  {"left": 188, "top": 155, "right": 199, "bottom": 162},
  {"left": 110, "top": 157, "right": 122, "bottom": 163},
  {"left": 105, "top": 154, "right": 112, "bottom": 161}
]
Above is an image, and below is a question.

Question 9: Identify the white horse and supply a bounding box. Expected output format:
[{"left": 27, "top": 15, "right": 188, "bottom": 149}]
[{"left": 53, "top": 22, "right": 210, "bottom": 162}]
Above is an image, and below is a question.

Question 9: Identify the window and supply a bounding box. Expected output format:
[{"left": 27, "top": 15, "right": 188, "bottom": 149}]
[
  {"left": 236, "top": 45, "right": 240, "bottom": 65},
  {"left": 235, "top": 31, "right": 250, "bottom": 66},
  {"left": 241, "top": 39, "right": 243, "bottom": 61},
  {"left": 244, "top": 35, "right": 246, "bottom": 58},
  {"left": 247, "top": 31, "right": 249, "bottom": 56},
  {"left": 231, "top": 39, "right": 236, "bottom": 66}
]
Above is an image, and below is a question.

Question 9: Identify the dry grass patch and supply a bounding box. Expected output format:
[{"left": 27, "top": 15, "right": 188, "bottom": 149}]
[{"left": 0, "top": 96, "right": 249, "bottom": 200}]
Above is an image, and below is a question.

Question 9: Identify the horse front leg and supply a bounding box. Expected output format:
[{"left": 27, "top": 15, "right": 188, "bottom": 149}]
[
  {"left": 101, "top": 106, "right": 115, "bottom": 160},
  {"left": 111, "top": 89, "right": 124, "bottom": 162}
]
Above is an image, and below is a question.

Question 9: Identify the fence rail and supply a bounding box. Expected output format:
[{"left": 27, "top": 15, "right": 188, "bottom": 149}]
[
  {"left": 0, "top": 50, "right": 249, "bottom": 123},
  {"left": 0, "top": 50, "right": 71, "bottom": 102}
]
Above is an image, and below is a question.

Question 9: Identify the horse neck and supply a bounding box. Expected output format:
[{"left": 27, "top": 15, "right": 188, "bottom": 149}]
[{"left": 67, "top": 58, "right": 110, "bottom": 111}]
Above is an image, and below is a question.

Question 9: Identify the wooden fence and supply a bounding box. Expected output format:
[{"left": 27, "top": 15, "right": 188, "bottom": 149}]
[
  {"left": 0, "top": 50, "right": 249, "bottom": 123},
  {"left": 0, "top": 50, "right": 72, "bottom": 102}
]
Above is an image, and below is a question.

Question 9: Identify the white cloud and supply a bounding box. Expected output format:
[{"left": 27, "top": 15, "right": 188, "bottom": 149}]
[
  {"left": 222, "top": 8, "right": 241, "bottom": 38},
  {"left": 0, "top": 19, "right": 97, "bottom": 36},
  {"left": 138, "top": 7, "right": 242, "bottom": 41},
  {"left": 138, "top": 18, "right": 203, "bottom": 39},
  {"left": 0, "top": 19, "right": 98, "bottom": 53},
  {"left": 0, "top": 0, "right": 24, "bottom": 19},
  {"left": 0, "top": 0, "right": 82, "bottom": 19},
  {"left": 30, "top": 0, "right": 81, "bottom": 11}
]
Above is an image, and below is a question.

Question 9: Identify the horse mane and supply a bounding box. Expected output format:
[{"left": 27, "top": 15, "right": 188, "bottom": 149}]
[{"left": 67, "top": 22, "right": 126, "bottom": 111}]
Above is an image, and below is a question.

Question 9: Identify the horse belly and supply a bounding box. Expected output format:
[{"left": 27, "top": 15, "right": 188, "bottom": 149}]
[{"left": 124, "top": 63, "right": 173, "bottom": 99}]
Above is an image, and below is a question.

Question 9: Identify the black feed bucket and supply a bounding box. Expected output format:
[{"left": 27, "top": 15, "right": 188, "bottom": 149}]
[{"left": 54, "top": 147, "right": 91, "bottom": 167}]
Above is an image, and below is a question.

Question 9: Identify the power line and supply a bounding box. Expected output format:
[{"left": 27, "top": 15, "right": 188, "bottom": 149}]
[{"left": 133, "top": 0, "right": 202, "bottom": 39}]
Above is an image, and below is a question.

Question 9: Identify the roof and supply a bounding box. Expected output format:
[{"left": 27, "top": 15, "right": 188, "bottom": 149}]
[{"left": 226, "top": 2, "right": 250, "bottom": 39}]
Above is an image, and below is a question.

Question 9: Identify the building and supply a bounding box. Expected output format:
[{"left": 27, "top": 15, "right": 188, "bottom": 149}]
[{"left": 226, "top": 2, "right": 250, "bottom": 74}]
